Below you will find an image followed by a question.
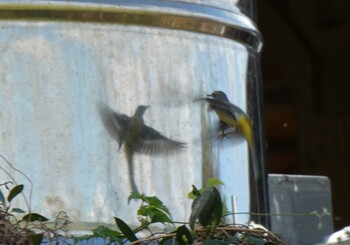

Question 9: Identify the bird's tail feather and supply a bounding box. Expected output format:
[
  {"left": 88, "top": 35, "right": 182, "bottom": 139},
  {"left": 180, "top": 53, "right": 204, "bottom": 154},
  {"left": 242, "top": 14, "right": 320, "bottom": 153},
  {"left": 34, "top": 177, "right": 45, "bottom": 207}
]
[
  {"left": 125, "top": 151, "right": 139, "bottom": 194},
  {"left": 249, "top": 140, "right": 260, "bottom": 184}
]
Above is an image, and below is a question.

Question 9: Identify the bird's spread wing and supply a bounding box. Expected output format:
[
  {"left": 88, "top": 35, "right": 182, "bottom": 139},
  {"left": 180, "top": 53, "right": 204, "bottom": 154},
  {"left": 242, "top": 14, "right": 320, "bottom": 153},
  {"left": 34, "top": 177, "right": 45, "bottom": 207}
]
[
  {"left": 97, "top": 102, "right": 130, "bottom": 149},
  {"left": 134, "top": 125, "right": 185, "bottom": 155},
  {"left": 205, "top": 97, "right": 238, "bottom": 123}
]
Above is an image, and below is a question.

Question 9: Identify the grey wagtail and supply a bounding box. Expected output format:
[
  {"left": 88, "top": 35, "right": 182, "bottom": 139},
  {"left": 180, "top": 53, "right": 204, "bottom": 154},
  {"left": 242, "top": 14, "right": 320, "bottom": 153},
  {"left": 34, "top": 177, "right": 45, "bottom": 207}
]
[
  {"left": 98, "top": 103, "right": 185, "bottom": 193},
  {"left": 203, "top": 91, "right": 258, "bottom": 181}
]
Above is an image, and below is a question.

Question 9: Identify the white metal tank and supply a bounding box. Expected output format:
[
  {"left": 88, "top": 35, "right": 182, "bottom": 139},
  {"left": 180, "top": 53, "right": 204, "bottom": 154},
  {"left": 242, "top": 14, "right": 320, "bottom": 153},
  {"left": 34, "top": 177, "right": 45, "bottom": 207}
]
[{"left": 0, "top": 0, "right": 264, "bottom": 231}]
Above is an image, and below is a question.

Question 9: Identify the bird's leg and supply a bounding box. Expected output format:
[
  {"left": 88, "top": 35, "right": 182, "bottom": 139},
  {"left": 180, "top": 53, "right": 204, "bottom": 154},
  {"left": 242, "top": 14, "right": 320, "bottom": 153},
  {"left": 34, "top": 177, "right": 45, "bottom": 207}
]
[
  {"left": 217, "top": 121, "right": 230, "bottom": 140},
  {"left": 218, "top": 129, "right": 227, "bottom": 139},
  {"left": 216, "top": 121, "right": 224, "bottom": 139}
]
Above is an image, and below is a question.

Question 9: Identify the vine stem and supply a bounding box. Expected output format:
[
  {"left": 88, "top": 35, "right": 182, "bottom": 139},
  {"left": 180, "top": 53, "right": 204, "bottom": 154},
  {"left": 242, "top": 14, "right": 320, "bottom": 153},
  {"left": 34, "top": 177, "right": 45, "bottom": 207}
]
[{"left": 128, "top": 233, "right": 176, "bottom": 245}]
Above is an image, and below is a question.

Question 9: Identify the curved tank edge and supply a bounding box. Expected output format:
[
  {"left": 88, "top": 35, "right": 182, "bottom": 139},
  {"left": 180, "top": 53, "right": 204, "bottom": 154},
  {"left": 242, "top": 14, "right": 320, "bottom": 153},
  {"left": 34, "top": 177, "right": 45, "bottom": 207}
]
[{"left": 0, "top": 0, "right": 263, "bottom": 52}]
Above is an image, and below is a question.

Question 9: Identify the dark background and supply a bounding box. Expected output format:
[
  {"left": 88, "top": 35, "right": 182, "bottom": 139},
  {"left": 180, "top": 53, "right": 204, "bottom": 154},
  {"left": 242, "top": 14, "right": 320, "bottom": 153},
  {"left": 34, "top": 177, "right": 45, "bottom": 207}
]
[{"left": 256, "top": 1, "right": 350, "bottom": 230}]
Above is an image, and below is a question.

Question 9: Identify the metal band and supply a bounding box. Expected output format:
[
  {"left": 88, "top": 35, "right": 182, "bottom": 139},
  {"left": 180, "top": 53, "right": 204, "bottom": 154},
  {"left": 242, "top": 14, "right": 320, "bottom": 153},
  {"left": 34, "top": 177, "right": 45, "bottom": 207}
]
[{"left": 0, "top": 0, "right": 262, "bottom": 52}]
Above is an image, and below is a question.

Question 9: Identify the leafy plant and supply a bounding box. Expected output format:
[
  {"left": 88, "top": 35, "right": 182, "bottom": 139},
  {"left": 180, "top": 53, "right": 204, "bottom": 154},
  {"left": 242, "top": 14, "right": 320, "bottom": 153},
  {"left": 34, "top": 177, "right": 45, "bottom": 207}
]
[
  {"left": 73, "top": 178, "right": 287, "bottom": 245},
  {"left": 187, "top": 180, "right": 287, "bottom": 245},
  {"left": 128, "top": 192, "right": 173, "bottom": 226},
  {"left": 188, "top": 178, "right": 224, "bottom": 200},
  {"left": 189, "top": 186, "right": 223, "bottom": 230},
  {"left": 74, "top": 193, "right": 175, "bottom": 244},
  {"left": 188, "top": 178, "right": 224, "bottom": 231},
  {"left": 0, "top": 182, "right": 43, "bottom": 244},
  {"left": 0, "top": 182, "right": 50, "bottom": 244}
]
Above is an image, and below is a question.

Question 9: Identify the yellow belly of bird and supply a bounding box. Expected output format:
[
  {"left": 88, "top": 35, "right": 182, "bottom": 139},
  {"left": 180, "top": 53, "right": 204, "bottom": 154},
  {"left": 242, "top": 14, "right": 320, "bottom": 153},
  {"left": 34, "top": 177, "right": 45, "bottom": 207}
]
[
  {"left": 215, "top": 111, "right": 237, "bottom": 127},
  {"left": 214, "top": 111, "right": 253, "bottom": 146}
]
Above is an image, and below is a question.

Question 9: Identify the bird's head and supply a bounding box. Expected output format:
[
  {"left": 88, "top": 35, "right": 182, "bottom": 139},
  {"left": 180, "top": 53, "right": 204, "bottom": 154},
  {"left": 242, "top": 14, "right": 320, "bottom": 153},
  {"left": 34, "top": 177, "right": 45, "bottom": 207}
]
[
  {"left": 207, "top": 91, "right": 229, "bottom": 101},
  {"left": 135, "top": 105, "right": 150, "bottom": 117}
]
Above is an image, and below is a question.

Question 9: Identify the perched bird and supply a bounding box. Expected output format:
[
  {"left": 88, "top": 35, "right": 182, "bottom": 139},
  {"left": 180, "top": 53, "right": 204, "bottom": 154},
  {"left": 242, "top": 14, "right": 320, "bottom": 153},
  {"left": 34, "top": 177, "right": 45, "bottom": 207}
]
[
  {"left": 98, "top": 103, "right": 185, "bottom": 193},
  {"left": 203, "top": 91, "right": 259, "bottom": 181},
  {"left": 204, "top": 91, "right": 253, "bottom": 145}
]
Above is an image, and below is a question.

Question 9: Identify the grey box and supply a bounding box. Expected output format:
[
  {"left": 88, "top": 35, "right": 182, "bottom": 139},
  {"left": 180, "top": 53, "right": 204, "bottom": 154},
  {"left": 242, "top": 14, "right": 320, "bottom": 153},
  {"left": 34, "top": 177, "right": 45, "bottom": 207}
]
[{"left": 268, "top": 174, "right": 334, "bottom": 245}]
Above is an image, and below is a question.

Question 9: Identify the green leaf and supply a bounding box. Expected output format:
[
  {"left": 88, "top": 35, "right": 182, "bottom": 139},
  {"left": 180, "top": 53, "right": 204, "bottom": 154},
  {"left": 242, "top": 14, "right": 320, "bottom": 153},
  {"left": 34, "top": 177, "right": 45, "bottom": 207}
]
[
  {"left": 73, "top": 226, "right": 125, "bottom": 244},
  {"left": 197, "top": 188, "right": 216, "bottom": 227},
  {"left": 128, "top": 192, "right": 146, "bottom": 204},
  {"left": 22, "top": 213, "right": 49, "bottom": 222},
  {"left": 11, "top": 208, "right": 26, "bottom": 214},
  {"left": 321, "top": 207, "right": 330, "bottom": 216},
  {"left": 114, "top": 217, "right": 138, "bottom": 242},
  {"left": 189, "top": 188, "right": 214, "bottom": 229},
  {"left": 188, "top": 185, "right": 201, "bottom": 199},
  {"left": 191, "top": 185, "right": 201, "bottom": 196},
  {"left": 176, "top": 225, "right": 192, "bottom": 245},
  {"left": 145, "top": 196, "right": 163, "bottom": 206},
  {"left": 91, "top": 225, "right": 124, "bottom": 243},
  {"left": 189, "top": 198, "right": 200, "bottom": 229},
  {"left": 30, "top": 234, "right": 43, "bottom": 245},
  {"left": 137, "top": 206, "right": 172, "bottom": 224},
  {"left": 187, "top": 192, "right": 196, "bottom": 200},
  {"left": 212, "top": 187, "right": 223, "bottom": 227},
  {"left": 92, "top": 225, "right": 123, "bottom": 237},
  {"left": 7, "top": 184, "right": 24, "bottom": 202},
  {"left": 151, "top": 210, "right": 173, "bottom": 224},
  {"left": 145, "top": 196, "right": 171, "bottom": 215},
  {"left": 0, "top": 189, "right": 5, "bottom": 204},
  {"left": 202, "top": 240, "right": 229, "bottom": 245},
  {"left": 207, "top": 178, "right": 224, "bottom": 187},
  {"left": 156, "top": 203, "right": 171, "bottom": 216},
  {"left": 138, "top": 205, "right": 155, "bottom": 217}
]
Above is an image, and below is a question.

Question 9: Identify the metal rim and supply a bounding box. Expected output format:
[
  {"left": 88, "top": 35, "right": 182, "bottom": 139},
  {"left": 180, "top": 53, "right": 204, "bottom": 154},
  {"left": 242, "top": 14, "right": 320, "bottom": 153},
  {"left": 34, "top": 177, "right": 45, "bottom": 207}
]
[{"left": 0, "top": 0, "right": 263, "bottom": 52}]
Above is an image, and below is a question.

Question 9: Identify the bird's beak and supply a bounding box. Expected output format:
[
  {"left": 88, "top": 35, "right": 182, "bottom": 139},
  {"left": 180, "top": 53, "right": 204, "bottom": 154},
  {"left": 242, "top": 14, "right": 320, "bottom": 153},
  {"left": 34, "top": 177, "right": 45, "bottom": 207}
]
[{"left": 206, "top": 94, "right": 213, "bottom": 97}]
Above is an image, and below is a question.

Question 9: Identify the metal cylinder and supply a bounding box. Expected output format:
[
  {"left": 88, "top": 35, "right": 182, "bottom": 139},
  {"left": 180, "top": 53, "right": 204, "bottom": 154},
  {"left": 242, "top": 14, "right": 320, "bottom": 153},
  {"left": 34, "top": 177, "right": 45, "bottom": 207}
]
[{"left": 0, "top": 0, "right": 265, "bottom": 231}]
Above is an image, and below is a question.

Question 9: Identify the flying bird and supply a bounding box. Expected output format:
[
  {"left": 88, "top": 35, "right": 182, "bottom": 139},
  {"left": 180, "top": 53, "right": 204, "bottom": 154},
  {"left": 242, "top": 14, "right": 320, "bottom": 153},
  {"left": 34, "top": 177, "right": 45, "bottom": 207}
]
[
  {"left": 98, "top": 103, "right": 185, "bottom": 193},
  {"left": 203, "top": 91, "right": 259, "bottom": 181}
]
